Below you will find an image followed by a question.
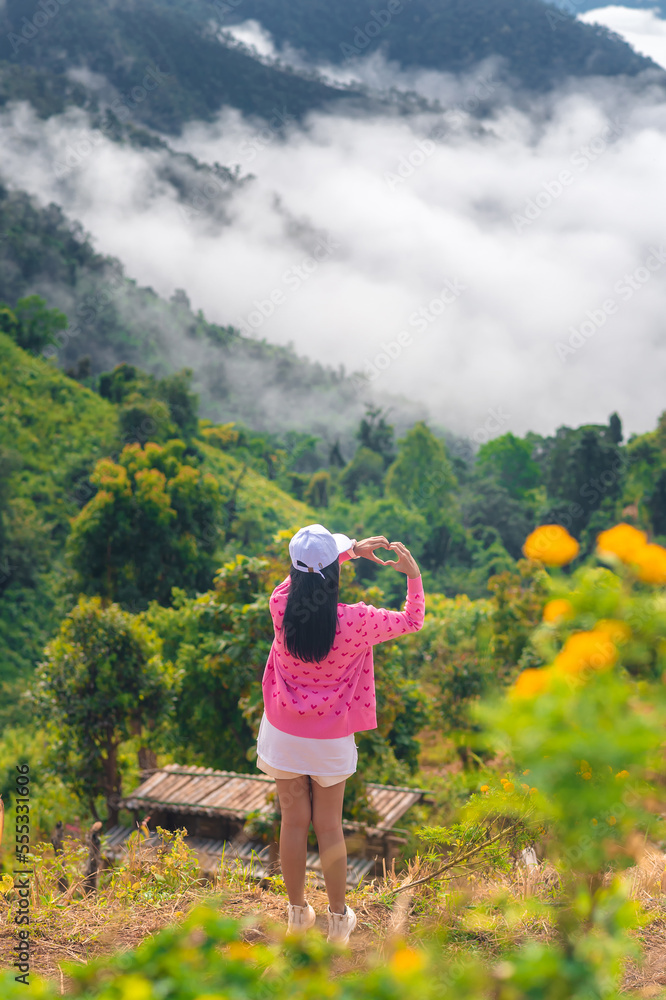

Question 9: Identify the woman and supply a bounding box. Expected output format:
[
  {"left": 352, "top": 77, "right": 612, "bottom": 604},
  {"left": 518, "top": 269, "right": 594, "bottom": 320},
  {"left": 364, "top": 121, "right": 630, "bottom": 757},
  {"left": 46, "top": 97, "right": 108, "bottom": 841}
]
[{"left": 257, "top": 523, "right": 424, "bottom": 943}]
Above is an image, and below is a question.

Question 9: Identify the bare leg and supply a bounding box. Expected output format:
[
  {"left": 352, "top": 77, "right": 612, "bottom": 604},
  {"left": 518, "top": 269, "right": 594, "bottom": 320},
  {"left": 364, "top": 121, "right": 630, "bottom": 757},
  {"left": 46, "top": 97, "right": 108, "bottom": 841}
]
[
  {"left": 311, "top": 779, "right": 347, "bottom": 915},
  {"left": 274, "top": 775, "right": 312, "bottom": 907}
]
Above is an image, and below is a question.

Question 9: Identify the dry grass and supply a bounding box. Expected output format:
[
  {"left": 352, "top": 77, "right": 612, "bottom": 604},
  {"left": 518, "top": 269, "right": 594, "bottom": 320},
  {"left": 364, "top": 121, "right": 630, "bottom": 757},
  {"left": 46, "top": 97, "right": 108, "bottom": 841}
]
[{"left": 1, "top": 836, "right": 666, "bottom": 995}]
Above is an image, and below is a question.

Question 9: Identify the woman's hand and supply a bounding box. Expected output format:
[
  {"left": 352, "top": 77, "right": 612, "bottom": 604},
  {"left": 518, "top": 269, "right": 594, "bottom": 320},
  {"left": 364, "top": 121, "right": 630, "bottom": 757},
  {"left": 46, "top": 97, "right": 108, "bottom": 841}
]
[
  {"left": 386, "top": 541, "right": 421, "bottom": 579},
  {"left": 353, "top": 536, "right": 392, "bottom": 565}
]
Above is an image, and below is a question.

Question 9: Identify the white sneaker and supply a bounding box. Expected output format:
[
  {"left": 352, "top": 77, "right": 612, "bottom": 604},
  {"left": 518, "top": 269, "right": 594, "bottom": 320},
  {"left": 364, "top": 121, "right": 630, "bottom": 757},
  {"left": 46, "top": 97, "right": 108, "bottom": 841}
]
[
  {"left": 287, "top": 901, "right": 316, "bottom": 935},
  {"left": 326, "top": 904, "right": 357, "bottom": 944}
]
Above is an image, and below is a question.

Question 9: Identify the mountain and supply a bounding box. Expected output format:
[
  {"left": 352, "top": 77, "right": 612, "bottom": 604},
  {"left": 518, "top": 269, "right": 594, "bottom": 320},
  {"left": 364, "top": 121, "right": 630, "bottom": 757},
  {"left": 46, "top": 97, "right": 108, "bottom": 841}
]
[
  {"left": 0, "top": 185, "right": 373, "bottom": 440},
  {"left": 0, "top": 0, "right": 366, "bottom": 135},
  {"left": 202, "top": 0, "right": 662, "bottom": 89},
  {"left": 0, "top": 323, "right": 315, "bottom": 717},
  {"left": 0, "top": 0, "right": 660, "bottom": 140},
  {"left": 547, "top": 1, "right": 666, "bottom": 15}
]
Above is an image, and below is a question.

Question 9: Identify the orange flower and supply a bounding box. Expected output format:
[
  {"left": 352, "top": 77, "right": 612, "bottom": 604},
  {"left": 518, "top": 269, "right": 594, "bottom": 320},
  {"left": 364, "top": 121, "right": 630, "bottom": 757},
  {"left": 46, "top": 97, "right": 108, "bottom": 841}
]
[
  {"left": 581, "top": 771, "right": 592, "bottom": 780},
  {"left": 594, "top": 619, "right": 631, "bottom": 644},
  {"left": 543, "top": 599, "right": 575, "bottom": 624},
  {"left": 608, "top": 816, "right": 617, "bottom": 826},
  {"left": 502, "top": 781, "right": 514, "bottom": 793},
  {"left": 511, "top": 668, "right": 551, "bottom": 699},
  {"left": 480, "top": 785, "right": 489, "bottom": 793},
  {"left": 615, "top": 770, "right": 629, "bottom": 780},
  {"left": 523, "top": 525, "right": 580, "bottom": 567},
  {"left": 596, "top": 523, "right": 647, "bottom": 563},
  {"left": 632, "top": 543, "right": 666, "bottom": 585},
  {"left": 390, "top": 948, "right": 426, "bottom": 976},
  {"left": 552, "top": 631, "right": 618, "bottom": 676}
]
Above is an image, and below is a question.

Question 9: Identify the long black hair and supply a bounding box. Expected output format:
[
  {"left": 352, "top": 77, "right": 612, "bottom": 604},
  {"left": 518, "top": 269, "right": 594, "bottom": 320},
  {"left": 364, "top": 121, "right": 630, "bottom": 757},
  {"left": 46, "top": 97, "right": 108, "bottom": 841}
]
[{"left": 282, "top": 559, "right": 340, "bottom": 663}]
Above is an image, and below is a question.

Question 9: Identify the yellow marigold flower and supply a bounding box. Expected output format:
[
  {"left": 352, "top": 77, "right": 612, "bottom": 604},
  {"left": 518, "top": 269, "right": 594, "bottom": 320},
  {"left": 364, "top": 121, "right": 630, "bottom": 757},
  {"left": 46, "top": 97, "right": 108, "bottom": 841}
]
[
  {"left": 521, "top": 783, "right": 529, "bottom": 792},
  {"left": 553, "top": 631, "right": 617, "bottom": 676},
  {"left": 594, "top": 619, "right": 631, "bottom": 644},
  {"left": 523, "top": 525, "right": 580, "bottom": 567},
  {"left": 632, "top": 543, "right": 666, "bottom": 585},
  {"left": 543, "top": 598, "right": 575, "bottom": 624},
  {"left": 511, "top": 667, "right": 550, "bottom": 699},
  {"left": 390, "top": 947, "right": 426, "bottom": 976},
  {"left": 591, "top": 818, "right": 598, "bottom": 826},
  {"left": 226, "top": 942, "right": 254, "bottom": 961},
  {"left": 480, "top": 785, "right": 489, "bottom": 793},
  {"left": 581, "top": 772, "right": 592, "bottom": 780},
  {"left": 503, "top": 781, "right": 515, "bottom": 793},
  {"left": 596, "top": 523, "right": 647, "bottom": 563},
  {"left": 615, "top": 770, "right": 629, "bottom": 780},
  {"left": 580, "top": 760, "right": 590, "bottom": 771},
  {"left": 522, "top": 769, "right": 531, "bottom": 776},
  {"left": 608, "top": 816, "right": 617, "bottom": 826},
  {"left": 529, "top": 787, "right": 538, "bottom": 795}
]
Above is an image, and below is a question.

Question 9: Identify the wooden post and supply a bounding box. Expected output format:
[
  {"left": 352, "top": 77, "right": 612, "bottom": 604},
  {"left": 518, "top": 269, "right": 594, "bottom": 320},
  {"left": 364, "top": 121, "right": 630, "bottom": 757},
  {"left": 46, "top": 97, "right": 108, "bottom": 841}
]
[
  {"left": 82, "top": 821, "right": 103, "bottom": 895},
  {"left": 50, "top": 820, "right": 69, "bottom": 893}
]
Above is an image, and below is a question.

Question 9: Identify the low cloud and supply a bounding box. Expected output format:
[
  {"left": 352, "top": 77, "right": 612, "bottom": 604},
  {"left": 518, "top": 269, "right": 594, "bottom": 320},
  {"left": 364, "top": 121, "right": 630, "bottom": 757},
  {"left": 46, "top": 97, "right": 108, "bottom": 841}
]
[
  {"left": 2, "top": 40, "right": 666, "bottom": 441},
  {"left": 579, "top": 6, "right": 666, "bottom": 70}
]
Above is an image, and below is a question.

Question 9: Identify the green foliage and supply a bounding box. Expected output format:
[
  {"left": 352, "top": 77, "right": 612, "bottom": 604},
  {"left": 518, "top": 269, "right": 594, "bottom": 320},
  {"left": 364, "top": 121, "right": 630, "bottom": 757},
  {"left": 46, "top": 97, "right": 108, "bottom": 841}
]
[
  {"left": 476, "top": 432, "right": 541, "bottom": 500},
  {"left": 146, "top": 555, "right": 275, "bottom": 772},
  {"left": 68, "top": 440, "right": 224, "bottom": 608},
  {"left": 462, "top": 479, "right": 534, "bottom": 559},
  {"left": 386, "top": 422, "right": 457, "bottom": 511},
  {"left": 304, "top": 469, "right": 331, "bottom": 508},
  {"left": 417, "top": 593, "right": 495, "bottom": 737},
  {"left": 340, "top": 446, "right": 385, "bottom": 501},
  {"left": 0, "top": 329, "right": 117, "bottom": 695},
  {"left": 0, "top": 1, "right": 359, "bottom": 135},
  {"left": 356, "top": 406, "right": 396, "bottom": 466},
  {"left": 0, "top": 188, "right": 363, "bottom": 434},
  {"left": 539, "top": 422, "right": 624, "bottom": 538},
  {"left": 30, "top": 596, "right": 173, "bottom": 824},
  {"left": 8, "top": 295, "right": 67, "bottom": 353}
]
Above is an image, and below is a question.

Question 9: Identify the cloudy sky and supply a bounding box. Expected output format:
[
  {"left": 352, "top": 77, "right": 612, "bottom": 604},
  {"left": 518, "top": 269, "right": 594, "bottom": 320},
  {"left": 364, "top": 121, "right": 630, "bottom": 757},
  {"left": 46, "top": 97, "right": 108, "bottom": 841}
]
[{"left": 2, "top": 5, "right": 666, "bottom": 442}]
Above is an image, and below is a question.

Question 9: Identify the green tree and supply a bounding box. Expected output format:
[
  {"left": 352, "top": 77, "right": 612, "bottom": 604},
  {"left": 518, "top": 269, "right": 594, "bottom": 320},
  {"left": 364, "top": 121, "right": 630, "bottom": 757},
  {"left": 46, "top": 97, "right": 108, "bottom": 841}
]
[
  {"left": 476, "top": 432, "right": 541, "bottom": 500},
  {"left": 339, "top": 447, "right": 385, "bottom": 501},
  {"left": 158, "top": 369, "right": 199, "bottom": 441},
  {"left": 0, "top": 296, "right": 67, "bottom": 353},
  {"left": 67, "top": 440, "right": 224, "bottom": 608},
  {"left": 304, "top": 470, "right": 331, "bottom": 508},
  {"left": 462, "top": 479, "right": 534, "bottom": 559},
  {"left": 32, "top": 597, "right": 173, "bottom": 826},
  {"left": 146, "top": 556, "right": 275, "bottom": 772},
  {"left": 385, "top": 422, "right": 457, "bottom": 510},
  {"left": 357, "top": 406, "right": 395, "bottom": 466},
  {"left": 540, "top": 425, "right": 624, "bottom": 535}
]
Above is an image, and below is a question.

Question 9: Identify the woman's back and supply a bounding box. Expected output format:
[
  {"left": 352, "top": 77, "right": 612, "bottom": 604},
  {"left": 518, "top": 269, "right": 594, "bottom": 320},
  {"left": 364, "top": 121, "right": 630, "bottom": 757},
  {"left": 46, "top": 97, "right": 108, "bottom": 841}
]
[{"left": 263, "top": 574, "right": 425, "bottom": 738}]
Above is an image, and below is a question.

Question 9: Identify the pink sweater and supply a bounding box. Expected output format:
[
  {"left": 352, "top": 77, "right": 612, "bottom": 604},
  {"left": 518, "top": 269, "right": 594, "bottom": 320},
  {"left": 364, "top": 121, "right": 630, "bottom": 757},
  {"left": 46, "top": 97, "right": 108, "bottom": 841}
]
[{"left": 262, "top": 556, "right": 425, "bottom": 738}]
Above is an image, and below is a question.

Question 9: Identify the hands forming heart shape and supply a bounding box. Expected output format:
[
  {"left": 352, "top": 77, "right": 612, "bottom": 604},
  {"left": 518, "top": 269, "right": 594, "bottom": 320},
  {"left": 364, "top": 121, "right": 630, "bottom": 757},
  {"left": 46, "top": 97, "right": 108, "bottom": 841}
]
[{"left": 352, "top": 536, "right": 421, "bottom": 579}]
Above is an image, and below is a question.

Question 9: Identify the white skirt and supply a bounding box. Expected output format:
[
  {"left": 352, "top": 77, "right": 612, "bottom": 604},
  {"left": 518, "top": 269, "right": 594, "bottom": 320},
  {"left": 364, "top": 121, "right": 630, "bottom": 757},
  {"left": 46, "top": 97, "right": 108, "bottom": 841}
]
[{"left": 256, "top": 712, "right": 358, "bottom": 787}]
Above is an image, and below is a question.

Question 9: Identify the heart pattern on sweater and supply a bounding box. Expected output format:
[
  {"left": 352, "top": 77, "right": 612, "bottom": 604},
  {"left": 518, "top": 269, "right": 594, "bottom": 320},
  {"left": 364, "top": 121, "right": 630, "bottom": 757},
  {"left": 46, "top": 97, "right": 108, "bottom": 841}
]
[{"left": 265, "top": 578, "right": 425, "bottom": 734}]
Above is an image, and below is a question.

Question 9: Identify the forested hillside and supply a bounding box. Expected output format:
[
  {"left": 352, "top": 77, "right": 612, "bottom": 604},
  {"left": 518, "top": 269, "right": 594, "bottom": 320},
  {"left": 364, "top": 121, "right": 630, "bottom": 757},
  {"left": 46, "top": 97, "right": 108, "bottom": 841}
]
[
  {"left": 549, "top": 0, "right": 666, "bottom": 14},
  {"left": 0, "top": 187, "right": 368, "bottom": 437},
  {"left": 0, "top": 0, "right": 363, "bottom": 134},
  {"left": 0, "top": 0, "right": 660, "bottom": 141},
  {"left": 3, "top": 292, "right": 666, "bottom": 738},
  {"left": 0, "top": 314, "right": 315, "bottom": 717},
  {"left": 208, "top": 0, "right": 660, "bottom": 88}
]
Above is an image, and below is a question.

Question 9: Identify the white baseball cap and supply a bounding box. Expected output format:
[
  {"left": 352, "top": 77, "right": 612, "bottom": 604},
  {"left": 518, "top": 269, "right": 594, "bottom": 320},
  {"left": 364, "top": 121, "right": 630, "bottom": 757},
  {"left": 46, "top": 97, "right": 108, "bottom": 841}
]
[{"left": 289, "top": 524, "right": 353, "bottom": 578}]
